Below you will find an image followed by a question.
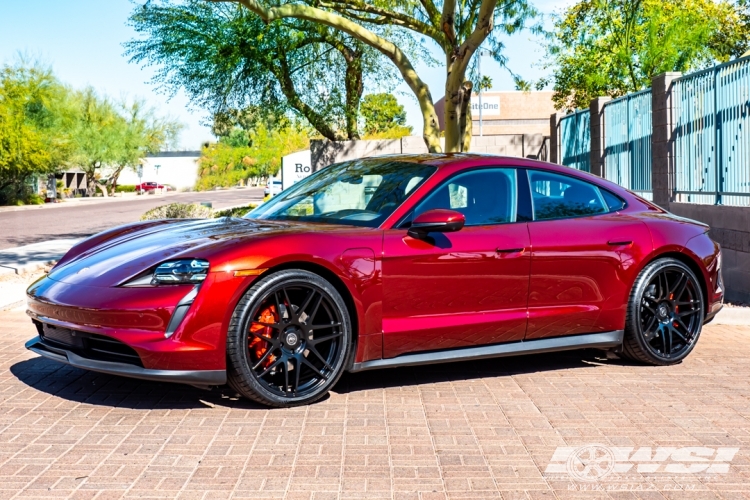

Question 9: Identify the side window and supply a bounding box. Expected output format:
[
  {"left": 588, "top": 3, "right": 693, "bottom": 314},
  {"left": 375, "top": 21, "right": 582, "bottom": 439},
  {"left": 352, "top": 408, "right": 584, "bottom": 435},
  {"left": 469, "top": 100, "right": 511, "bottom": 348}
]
[
  {"left": 601, "top": 189, "right": 626, "bottom": 211},
  {"left": 528, "top": 170, "right": 607, "bottom": 221},
  {"left": 413, "top": 168, "right": 518, "bottom": 226}
]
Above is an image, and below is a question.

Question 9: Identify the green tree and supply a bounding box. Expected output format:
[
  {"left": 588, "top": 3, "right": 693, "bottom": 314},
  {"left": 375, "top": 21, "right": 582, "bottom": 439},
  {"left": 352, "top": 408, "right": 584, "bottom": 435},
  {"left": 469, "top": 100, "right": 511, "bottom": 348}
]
[
  {"left": 67, "top": 88, "right": 125, "bottom": 196},
  {"left": 359, "top": 93, "right": 412, "bottom": 137},
  {"left": 197, "top": 120, "right": 310, "bottom": 190},
  {"left": 67, "top": 90, "right": 182, "bottom": 196},
  {"left": 195, "top": 0, "right": 538, "bottom": 153},
  {"left": 127, "top": 0, "right": 400, "bottom": 141},
  {"left": 545, "top": 0, "right": 750, "bottom": 110},
  {"left": 0, "top": 62, "right": 72, "bottom": 204},
  {"left": 103, "top": 100, "right": 183, "bottom": 195}
]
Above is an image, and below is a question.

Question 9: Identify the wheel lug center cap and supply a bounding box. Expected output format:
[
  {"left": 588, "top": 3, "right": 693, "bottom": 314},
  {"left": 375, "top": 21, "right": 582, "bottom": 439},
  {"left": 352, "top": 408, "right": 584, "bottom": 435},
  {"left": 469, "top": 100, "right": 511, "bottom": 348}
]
[
  {"left": 283, "top": 327, "right": 302, "bottom": 348},
  {"left": 657, "top": 303, "right": 670, "bottom": 319}
]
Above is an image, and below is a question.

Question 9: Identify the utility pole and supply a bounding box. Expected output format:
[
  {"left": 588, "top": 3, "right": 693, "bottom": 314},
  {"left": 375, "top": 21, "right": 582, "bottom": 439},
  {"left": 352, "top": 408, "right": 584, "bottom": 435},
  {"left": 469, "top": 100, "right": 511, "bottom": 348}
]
[{"left": 477, "top": 49, "right": 491, "bottom": 137}]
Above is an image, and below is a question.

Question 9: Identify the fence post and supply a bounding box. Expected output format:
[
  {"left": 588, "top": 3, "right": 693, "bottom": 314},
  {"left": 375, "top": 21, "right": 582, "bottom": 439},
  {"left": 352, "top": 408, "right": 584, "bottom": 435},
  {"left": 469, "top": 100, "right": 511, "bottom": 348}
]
[
  {"left": 549, "top": 112, "right": 562, "bottom": 164},
  {"left": 651, "top": 72, "right": 681, "bottom": 209},
  {"left": 589, "top": 97, "right": 611, "bottom": 178}
]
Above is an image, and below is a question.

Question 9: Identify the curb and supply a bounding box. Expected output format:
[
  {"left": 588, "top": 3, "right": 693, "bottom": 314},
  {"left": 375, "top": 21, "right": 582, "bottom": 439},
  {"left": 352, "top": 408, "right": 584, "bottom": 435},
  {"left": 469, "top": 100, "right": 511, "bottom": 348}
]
[
  {"left": 0, "top": 300, "right": 23, "bottom": 312},
  {"left": 0, "top": 261, "right": 53, "bottom": 276}
]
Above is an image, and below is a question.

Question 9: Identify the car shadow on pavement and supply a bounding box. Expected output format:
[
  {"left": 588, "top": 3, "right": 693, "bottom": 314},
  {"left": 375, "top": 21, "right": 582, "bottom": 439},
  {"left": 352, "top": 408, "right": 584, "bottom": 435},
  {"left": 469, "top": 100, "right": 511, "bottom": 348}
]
[
  {"left": 11, "top": 349, "right": 629, "bottom": 410},
  {"left": 334, "top": 348, "right": 625, "bottom": 395},
  {"left": 10, "top": 357, "right": 270, "bottom": 410}
]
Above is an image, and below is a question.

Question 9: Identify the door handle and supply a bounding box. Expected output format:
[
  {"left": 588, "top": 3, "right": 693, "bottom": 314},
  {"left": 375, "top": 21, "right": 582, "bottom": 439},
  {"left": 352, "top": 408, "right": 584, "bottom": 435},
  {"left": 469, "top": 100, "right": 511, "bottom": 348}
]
[
  {"left": 496, "top": 247, "right": 524, "bottom": 253},
  {"left": 607, "top": 240, "right": 633, "bottom": 246}
]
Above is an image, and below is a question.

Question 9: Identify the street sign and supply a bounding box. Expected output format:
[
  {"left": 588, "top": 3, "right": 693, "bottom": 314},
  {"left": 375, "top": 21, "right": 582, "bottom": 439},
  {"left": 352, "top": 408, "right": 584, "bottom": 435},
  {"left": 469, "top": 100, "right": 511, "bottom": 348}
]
[{"left": 281, "top": 150, "right": 312, "bottom": 191}]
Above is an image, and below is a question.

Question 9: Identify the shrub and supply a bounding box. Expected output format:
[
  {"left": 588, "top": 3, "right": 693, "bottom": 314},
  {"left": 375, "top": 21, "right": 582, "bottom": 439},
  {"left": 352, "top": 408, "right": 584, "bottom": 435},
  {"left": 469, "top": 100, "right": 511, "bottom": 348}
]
[
  {"left": 115, "top": 185, "right": 137, "bottom": 193},
  {"left": 140, "top": 203, "right": 213, "bottom": 220},
  {"left": 213, "top": 203, "right": 257, "bottom": 218}
]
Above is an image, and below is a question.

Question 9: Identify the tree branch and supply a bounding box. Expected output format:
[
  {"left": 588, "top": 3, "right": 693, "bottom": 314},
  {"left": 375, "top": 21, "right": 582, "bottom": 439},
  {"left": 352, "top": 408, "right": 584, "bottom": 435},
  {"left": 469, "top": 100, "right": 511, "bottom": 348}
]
[
  {"left": 212, "top": 0, "right": 442, "bottom": 152},
  {"left": 419, "top": 0, "right": 442, "bottom": 28},
  {"left": 320, "top": 0, "right": 442, "bottom": 41},
  {"left": 271, "top": 50, "right": 343, "bottom": 141},
  {"left": 441, "top": 0, "right": 458, "bottom": 46}
]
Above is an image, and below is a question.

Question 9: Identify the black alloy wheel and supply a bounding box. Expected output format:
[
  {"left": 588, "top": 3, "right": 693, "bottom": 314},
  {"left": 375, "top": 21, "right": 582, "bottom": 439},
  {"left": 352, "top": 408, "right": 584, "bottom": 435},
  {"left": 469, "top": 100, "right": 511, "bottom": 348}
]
[
  {"left": 227, "top": 270, "right": 352, "bottom": 407},
  {"left": 623, "top": 258, "right": 704, "bottom": 365}
]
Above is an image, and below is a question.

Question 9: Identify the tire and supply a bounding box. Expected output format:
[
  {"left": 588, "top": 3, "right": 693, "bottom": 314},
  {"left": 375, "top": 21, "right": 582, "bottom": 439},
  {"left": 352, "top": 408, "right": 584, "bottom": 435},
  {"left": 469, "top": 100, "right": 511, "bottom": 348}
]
[
  {"left": 226, "top": 270, "right": 353, "bottom": 407},
  {"left": 622, "top": 258, "right": 705, "bottom": 365}
]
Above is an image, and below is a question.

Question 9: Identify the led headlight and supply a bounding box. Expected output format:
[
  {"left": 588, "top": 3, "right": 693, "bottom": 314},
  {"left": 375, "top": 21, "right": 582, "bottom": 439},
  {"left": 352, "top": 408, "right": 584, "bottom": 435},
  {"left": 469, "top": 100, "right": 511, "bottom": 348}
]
[{"left": 151, "top": 259, "right": 209, "bottom": 284}]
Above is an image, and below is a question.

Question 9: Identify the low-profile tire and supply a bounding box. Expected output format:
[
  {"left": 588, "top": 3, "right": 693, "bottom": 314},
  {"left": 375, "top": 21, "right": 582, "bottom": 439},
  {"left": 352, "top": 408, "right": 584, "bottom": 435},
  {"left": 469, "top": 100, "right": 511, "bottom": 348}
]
[
  {"left": 226, "top": 269, "right": 353, "bottom": 407},
  {"left": 622, "top": 258, "right": 705, "bottom": 365}
]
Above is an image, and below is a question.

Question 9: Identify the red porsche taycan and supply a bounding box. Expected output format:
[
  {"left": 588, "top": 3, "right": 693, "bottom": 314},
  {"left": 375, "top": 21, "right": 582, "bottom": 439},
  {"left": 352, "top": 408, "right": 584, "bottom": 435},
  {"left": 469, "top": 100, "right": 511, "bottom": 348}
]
[{"left": 26, "top": 154, "right": 724, "bottom": 407}]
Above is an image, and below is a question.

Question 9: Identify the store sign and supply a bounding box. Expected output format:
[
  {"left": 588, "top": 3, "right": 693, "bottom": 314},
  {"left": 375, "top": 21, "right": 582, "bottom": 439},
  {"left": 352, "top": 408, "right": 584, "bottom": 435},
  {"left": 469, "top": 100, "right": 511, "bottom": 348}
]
[
  {"left": 471, "top": 95, "right": 501, "bottom": 118},
  {"left": 281, "top": 150, "right": 312, "bottom": 190}
]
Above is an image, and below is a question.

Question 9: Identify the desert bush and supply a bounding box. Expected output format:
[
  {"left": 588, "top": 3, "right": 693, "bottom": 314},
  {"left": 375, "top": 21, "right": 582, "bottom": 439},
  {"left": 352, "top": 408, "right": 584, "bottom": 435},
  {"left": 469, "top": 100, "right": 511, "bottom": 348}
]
[
  {"left": 213, "top": 203, "right": 257, "bottom": 218},
  {"left": 140, "top": 203, "right": 213, "bottom": 220},
  {"left": 115, "top": 184, "right": 137, "bottom": 193}
]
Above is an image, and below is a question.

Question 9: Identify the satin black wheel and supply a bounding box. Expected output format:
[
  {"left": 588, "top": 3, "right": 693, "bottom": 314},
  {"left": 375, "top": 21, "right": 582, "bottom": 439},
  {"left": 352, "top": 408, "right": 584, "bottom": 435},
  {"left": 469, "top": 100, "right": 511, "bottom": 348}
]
[
  {"left": 623, "top": 258, "right": 704, "bottom": 365},
  {"left": 227, "top": 270, "right": 352, "bottom": 407}
]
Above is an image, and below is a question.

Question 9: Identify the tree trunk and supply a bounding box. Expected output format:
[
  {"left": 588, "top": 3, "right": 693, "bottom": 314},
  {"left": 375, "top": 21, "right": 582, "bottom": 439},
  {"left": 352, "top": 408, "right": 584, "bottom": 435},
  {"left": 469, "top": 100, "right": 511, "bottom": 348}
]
[
  {"left": 444, "top": 56, "right": 470, "bottom": 152},
  {"left": 458, "top": 81, "right": 473, "bottom": 152},
  {"left": 106, "top": 165, "right": 126, "bottom": 196},
  {"left": 344, "top": 53, "right": 363, "bottom": 140}
]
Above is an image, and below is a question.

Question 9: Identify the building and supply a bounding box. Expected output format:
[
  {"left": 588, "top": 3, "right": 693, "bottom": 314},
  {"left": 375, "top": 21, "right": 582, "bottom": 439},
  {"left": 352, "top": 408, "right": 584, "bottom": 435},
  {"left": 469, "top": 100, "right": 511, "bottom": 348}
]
[
  {"left": 434, "top": 91, "right": 556, "bottom": 136},
  {"left": 118, "top": 151, "right": 201, "bottom": 191}
]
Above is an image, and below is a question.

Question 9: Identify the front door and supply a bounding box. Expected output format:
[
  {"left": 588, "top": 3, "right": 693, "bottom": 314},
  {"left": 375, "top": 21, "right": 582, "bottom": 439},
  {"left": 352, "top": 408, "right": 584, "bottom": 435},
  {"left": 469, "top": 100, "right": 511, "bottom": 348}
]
[{"left": 382, "top": 168, "right": 531, "bottom": 358}]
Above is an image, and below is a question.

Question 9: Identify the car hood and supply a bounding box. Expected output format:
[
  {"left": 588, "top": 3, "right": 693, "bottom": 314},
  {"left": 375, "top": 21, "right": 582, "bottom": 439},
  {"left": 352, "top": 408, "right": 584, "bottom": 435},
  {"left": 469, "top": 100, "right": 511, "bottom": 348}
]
[{"left": 47, "top": 217, "right": 330, "bottom": 287}]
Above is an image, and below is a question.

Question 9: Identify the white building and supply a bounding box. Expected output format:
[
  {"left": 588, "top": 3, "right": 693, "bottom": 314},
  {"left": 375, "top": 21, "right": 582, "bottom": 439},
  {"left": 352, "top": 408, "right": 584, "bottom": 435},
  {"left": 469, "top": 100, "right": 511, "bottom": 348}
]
[{"left": 118, "top": 151, "right": 201, "bottom": 190}]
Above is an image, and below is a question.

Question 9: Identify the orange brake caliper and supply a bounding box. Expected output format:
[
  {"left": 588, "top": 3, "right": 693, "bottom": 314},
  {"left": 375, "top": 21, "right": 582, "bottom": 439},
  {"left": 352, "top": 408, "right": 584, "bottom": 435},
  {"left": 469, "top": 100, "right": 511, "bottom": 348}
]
[{"left": 249, "top": 305, "right": 278, "bottom": 369}]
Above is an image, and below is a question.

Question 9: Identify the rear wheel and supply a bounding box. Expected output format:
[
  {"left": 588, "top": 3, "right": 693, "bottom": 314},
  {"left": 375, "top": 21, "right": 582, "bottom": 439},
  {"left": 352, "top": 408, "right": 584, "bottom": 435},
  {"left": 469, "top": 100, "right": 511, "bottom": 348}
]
[
  {"left": 227, "top": 270, "right": 352, "bottom": 407},
  {"left": 623, "top": 258, "right": 704, "bottom": 365}
]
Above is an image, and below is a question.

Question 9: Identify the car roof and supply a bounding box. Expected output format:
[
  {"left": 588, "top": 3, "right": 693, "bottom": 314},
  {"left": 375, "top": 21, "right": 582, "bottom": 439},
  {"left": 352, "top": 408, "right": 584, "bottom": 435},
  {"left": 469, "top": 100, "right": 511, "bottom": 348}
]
[{"left": 350, "top": 153, "right": 638, "bottom": 200}]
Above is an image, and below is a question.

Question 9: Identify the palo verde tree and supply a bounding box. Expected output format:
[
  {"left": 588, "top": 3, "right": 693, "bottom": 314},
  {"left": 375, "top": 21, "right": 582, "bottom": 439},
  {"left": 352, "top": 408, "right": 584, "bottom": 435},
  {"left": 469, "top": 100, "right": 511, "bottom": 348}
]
[
  {"left": 68, "top": 88, "right": 181, "bottom": 196},
  {"left": 201, "top": 0, "right": 537, "bottom": 153},
  {"left": 104, "top": 99, "right": 182, "bottom": 195},
  {"left": 127, "top": 0, "right": 403, "bottom": 141},
  {"left": 0, "top": 62, "right": 73, "bottom": 204},
  {"left": 544, "top": 0, "right": 750, "bottom": 110}
]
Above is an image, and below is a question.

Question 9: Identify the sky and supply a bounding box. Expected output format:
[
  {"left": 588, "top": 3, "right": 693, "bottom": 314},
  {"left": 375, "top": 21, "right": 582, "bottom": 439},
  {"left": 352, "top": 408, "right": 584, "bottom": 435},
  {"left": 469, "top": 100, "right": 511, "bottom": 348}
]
[{"left": 0, "top": 0, "right": 572, "bottom": 150}]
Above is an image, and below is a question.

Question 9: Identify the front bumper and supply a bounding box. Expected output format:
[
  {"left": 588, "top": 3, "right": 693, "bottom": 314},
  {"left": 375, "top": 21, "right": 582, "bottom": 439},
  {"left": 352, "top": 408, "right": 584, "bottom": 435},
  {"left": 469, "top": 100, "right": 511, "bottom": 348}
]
[{"left": 26, "top": 336, "right": 226, "bottom": 386}]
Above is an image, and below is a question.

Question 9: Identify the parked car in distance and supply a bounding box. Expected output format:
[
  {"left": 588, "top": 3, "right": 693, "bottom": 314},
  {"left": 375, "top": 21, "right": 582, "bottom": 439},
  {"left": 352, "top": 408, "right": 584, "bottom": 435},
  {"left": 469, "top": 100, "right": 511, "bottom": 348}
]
[
  {"left": 26, "top": 154, "right": 724, "bottom": 408},
  {"left": 136, "top": 182, "right": 171, "bottom": 193},
  {"left": 264, "top": 179, "right": 283, "bottom": 197}
]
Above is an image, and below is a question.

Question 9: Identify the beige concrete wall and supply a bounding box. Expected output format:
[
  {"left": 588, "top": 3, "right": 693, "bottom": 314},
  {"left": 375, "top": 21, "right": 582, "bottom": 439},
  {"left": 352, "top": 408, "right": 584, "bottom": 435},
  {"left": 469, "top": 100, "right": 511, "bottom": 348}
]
[
  {"left": 311, "top": 135, "right": 547, "bottom": 171},
  {"left": 669, "top": 203, "right": 750, "bottom": 303}
]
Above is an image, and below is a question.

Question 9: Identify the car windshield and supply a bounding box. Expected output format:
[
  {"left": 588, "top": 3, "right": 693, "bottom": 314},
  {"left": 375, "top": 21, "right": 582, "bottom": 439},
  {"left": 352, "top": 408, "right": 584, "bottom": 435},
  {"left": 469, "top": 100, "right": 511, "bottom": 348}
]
[{"left": 247, "top": 159, "right": 436, "bottom": 227}]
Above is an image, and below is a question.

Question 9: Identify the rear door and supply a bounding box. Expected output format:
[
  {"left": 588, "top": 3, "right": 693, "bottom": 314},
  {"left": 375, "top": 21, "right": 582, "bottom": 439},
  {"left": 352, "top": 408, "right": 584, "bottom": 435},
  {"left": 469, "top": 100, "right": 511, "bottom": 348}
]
[
  {"left": 524, "top": 169, "right": 652, "bottom": 339},
  {"left": 382, "top": 167, "right": 531, "bottom": 358}
]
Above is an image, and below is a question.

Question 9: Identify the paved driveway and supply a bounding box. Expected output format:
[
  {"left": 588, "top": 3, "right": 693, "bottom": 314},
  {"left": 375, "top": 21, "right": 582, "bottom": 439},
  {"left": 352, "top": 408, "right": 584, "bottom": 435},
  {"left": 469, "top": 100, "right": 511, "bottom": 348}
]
[{"left": 1, "top": 307, "right": 748, "bottom": 499}]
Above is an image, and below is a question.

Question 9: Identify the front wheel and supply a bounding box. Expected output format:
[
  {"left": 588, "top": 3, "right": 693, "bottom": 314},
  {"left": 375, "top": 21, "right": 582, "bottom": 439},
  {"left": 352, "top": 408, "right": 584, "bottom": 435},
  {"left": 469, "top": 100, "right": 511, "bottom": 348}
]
[
  {"left": 226, "top": 270, "right": 353, "bottom": 407},
  {"left": 622, "top": 258, "right": 704, "bottom": 365}
]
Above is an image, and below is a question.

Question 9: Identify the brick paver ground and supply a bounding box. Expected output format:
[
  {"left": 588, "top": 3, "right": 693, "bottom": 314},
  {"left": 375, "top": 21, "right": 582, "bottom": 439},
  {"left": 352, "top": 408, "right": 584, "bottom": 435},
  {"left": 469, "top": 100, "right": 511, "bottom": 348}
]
[{"left": 1, "top": 307, "right": 748, "bottom": 499}]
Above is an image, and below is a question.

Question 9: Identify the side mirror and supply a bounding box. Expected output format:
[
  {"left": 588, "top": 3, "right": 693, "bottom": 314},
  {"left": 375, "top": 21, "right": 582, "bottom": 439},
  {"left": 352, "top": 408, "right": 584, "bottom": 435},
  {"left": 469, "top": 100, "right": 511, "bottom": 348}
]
[{"left": 407, "top": 209, "right": 465, "bottom": 238}]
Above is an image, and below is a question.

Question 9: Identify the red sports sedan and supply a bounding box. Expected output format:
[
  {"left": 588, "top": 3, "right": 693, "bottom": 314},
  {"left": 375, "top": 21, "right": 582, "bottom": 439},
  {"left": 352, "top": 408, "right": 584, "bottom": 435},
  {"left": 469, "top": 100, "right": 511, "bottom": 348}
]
[{"left": 25, "top": 155, "right": 724, "bottom": 407}]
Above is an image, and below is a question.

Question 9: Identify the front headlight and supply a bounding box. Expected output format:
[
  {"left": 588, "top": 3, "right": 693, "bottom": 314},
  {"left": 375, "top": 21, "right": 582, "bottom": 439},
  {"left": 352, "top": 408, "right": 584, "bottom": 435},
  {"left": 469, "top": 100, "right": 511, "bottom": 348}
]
[
  {"left": 154, "top": 259, "right": 209, "bottom": 284},
  {"left": 123, "top": 259, "right": 210, "bottom": 286}
]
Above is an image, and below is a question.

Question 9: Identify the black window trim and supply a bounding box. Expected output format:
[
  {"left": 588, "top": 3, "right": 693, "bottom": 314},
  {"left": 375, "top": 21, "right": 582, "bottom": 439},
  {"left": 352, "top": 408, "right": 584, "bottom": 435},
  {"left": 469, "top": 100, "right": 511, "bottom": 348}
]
[
  {"left": 396, "top": 166, "right": 524, "bottom": 229},
  {"left": 522, "top": 168, "right": 629, "bottom": 223}
]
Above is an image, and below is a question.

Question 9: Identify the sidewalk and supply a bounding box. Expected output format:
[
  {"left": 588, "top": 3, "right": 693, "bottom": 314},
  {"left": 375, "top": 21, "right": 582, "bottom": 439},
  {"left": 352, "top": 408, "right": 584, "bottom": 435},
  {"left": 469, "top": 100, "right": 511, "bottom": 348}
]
[
  {"left": 0, "top": 239, "right": 80, "bottom": 310},
  {"left": 0, "top": 191, "right": 174, "bottom": 213}
]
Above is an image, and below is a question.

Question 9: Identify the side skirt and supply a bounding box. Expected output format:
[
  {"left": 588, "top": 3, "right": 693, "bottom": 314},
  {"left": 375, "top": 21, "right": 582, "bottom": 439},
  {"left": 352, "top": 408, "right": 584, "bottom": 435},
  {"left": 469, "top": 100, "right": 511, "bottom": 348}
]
[{"left": 349, "top": 330, "right": 624, "bottom": 373}]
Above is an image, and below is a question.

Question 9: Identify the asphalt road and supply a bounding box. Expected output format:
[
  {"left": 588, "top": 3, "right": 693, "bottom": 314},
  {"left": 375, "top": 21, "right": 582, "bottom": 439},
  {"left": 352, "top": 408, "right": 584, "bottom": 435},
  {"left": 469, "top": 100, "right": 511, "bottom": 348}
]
[{"left": 0, "top": 188, "right": 264, "bottom": 250}]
